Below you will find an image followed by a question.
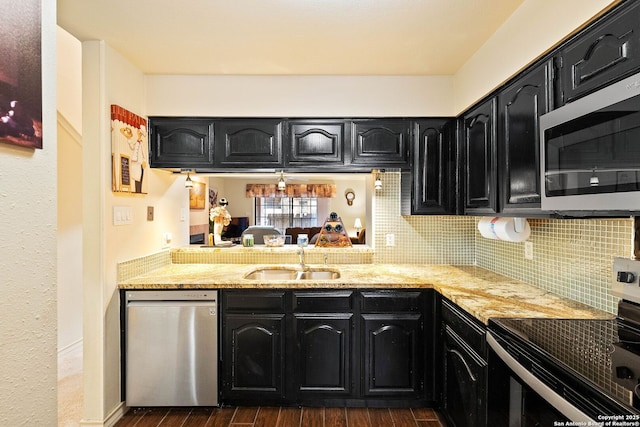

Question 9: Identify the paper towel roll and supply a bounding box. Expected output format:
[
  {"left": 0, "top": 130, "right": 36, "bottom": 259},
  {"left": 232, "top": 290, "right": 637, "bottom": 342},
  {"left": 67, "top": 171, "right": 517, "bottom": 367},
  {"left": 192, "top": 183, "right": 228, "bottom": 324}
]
[{"left": 478, "top": 217, "right": 530, "bottom": 242}]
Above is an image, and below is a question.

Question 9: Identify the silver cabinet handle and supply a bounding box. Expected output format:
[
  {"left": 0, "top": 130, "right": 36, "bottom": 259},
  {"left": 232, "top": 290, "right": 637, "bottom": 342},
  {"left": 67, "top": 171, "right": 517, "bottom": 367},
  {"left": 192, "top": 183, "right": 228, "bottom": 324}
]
[{"left": 447, "top": 348, "right": 477, "bottom": 382}]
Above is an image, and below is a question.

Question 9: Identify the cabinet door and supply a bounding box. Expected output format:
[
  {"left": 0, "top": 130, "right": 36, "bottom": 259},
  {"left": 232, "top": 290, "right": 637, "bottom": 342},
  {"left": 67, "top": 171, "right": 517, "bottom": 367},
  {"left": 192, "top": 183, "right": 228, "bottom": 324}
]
[
  {"left": 215, "top": 119, "right": 283, "bottom": 168},
  {"left": 498, "top": 61, "right": 552, "bottom": 214},
  {"left": 293, "top": 314, "right": 353, "bottom": 397},
  {"left": 148, "top": 118, "right": 214, "bottom": 168},
  {"left": 412, "top": 119, "right": 455, "bottom": 215},
  {"left": 362, "top": 313, "right": 423, "bottom": 396},
  {"left": 287, "top": 120, "right": 347, "bottom": 168},
  {"left": 443, "top": 327, "right": 487, "bottom": 427},
  {"left": 463, "top": 98, "right": 498, "bottom": 214},
  {"left": 222, "top": 314, "right": 285, "bottom": 401},
  {"left": 351, "top": 120, "right": 411, "bottom": 169},
  {"left": 557, "top": 1, "right": 640, "bottom": 105}
]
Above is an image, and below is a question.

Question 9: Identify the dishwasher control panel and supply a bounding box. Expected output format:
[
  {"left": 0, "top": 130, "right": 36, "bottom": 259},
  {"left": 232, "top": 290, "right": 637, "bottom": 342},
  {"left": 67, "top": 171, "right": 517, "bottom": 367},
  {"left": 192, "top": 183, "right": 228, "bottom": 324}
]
[{"left": 126, "top": 289, "right": 217, "bottom": 301}]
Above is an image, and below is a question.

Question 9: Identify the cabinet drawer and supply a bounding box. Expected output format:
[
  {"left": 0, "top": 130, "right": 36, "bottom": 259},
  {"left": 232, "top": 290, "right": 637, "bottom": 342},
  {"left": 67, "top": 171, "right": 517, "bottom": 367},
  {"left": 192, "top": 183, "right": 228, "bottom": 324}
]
[
  {"left": 293, "top": 290, "right": 353, "bottom": 312},
  {"left": 442, "top": 299, "right": 486, "bottom": 355},
  {"left": 360, "top": 290, "right": 423, "bottom": 312},
  {"left": 223, "top": 290, "right": 286, "bottom": 312}
]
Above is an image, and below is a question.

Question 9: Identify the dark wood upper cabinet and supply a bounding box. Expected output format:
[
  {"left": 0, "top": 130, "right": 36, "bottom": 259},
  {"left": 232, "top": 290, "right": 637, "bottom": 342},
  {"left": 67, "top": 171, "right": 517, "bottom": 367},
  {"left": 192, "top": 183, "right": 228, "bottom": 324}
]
[
  {"left": 498, "top": 60, "right": 552, "bottom": 214},
  {"left": 411, "top": 119, "right": 455, "bottom": 215},
  {"left": 556, "top": 0, "right": 640, "bottom": 105},
  {"left": 286, "top": 120, "right": 347, "bottom": 168},
  {"left": 351, "top": 120, "right": 411, "bottom": 169},
  {"left": 215, "top": 119, "right": 284, "bottom": 168},
  {"left": 463, "top": 98, "right": 498, "bottom": 214},
  {"left": 148, "top": 118, "right": 215, "bottom": 168}
]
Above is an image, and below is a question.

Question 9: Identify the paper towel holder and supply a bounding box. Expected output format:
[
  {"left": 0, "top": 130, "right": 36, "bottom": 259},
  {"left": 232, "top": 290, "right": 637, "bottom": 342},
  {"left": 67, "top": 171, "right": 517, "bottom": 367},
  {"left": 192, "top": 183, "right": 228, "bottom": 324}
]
[{"left": 514, "top": 217, "right": 527, "bottom": 233}]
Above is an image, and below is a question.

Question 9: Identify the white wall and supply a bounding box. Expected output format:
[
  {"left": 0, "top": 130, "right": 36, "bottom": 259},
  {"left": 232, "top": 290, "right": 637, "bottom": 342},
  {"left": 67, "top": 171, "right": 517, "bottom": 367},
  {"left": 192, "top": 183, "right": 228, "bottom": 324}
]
[
  {"left": 453, "top": 0, "right": 618, "bottom": 113},
  {"left": 57, "top": 27, "right": 83, "bottom": 133},
  {"left": 57, "top": 117, "right": 83, "bottom": 353},
  {"left": 146, "top": 75, "right": 456, "bottom": 117},
  {"left": 0, "top": 1, "right": 58, "bottom": 424},
  {"left": 57, "top": 25, "right": 83, "bottom": 357},
  {"left": 82, "top": 41, "right": 191, "bottom": 423}
]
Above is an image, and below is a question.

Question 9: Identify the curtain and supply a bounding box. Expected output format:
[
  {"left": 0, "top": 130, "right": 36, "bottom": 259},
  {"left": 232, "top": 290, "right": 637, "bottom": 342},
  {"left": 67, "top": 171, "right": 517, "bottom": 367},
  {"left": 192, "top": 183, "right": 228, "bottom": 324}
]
[{"left": 246, "top": 184, "right": 336, "bottom": 198}]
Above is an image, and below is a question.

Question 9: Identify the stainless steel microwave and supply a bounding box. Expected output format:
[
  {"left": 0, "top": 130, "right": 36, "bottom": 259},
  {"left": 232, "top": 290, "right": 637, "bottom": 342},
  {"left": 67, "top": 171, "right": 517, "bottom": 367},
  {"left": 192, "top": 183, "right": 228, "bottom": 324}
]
[{"left": 540, "top": 71, "right": 640, "bottom": 213}]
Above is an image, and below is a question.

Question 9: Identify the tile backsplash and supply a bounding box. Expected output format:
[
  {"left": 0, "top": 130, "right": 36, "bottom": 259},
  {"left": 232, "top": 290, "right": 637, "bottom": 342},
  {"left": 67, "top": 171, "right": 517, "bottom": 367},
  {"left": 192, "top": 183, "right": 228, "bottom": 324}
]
[
  {"left": 119, "top": 171, "right": 634, "bottom": 315},
  {"left": 374, "top": 171, "right": 634, "bottom": 314}
]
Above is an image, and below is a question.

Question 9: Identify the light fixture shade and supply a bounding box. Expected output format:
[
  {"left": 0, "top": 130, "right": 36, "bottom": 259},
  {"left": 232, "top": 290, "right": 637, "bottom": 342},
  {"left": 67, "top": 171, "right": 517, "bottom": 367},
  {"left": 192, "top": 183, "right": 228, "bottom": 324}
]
[
  {"left": 374, "top": 176, "right": 382, "bottom": 190},
  {"left": 354, "top": 218, "right": 362, "bottom": 229},
  {"left": 185, "top": 172, "right": 193, "bottom": 189},
  {"left": 277, "top": 171, "right": 287, "bottom": 191},
  {"left": 277, "top": 177, "right": 286, "bottom": 191}
]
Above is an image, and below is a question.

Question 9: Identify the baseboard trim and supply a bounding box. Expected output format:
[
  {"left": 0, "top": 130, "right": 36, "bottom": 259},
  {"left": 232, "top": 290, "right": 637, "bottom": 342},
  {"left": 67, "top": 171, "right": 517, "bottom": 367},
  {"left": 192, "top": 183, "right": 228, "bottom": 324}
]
[
  {"left": 58, "top": 338, "right": 83, "bottom": 358},
  {"left": 79, "top": 402, "right": 127, "bottom": 427},
  {"left": 104, "top": 402, "right": 127, "bottom": 427},
  {"left": 58, "top": 339, "right": 83, "bottom": 379}
]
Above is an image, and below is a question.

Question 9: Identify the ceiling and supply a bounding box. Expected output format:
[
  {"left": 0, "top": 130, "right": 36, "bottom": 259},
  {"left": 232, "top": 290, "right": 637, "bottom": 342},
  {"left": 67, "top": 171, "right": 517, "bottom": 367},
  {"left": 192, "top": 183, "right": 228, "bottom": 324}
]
[{"left": 57, "top": 0, "right": 524, "bottom": 76}]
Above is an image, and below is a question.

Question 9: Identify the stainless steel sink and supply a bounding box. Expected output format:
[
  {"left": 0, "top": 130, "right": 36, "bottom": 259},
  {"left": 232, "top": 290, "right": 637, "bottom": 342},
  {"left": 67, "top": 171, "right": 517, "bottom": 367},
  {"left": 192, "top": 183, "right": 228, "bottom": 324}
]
[
  {"left": 244, "top": 268, "right": 340, "bottom": 280},
  {"left": 297, "top": 270, "right": 340, "bottom": 280}
]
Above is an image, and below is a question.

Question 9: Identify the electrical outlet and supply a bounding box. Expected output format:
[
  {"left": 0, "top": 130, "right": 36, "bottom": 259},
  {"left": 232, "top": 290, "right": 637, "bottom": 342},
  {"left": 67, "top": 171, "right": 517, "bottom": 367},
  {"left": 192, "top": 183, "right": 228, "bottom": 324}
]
[
  {"left": 147, "top": 206, "right": 154, "bottom": 221},
  {"left": 524, "top": 241, "right": 534, "bottom": 260},
  {"left": 386, "top": 233, "right": 395, "bottom": 246}
]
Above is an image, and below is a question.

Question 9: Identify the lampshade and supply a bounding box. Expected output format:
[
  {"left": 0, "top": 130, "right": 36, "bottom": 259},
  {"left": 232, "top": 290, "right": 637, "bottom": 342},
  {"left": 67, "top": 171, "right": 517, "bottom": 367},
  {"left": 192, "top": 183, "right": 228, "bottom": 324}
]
[
  {"left": 374, "top": 175, "right": 382, "bottom": 190},
  {"left": 185, "top": 172, "right": 193, "bottom": 189},
  {"left": 277, "top": 171, "right": 286, "bottom": 191},
  {"left": 354, "top": 218, "right": 362, "bottom": 230}
]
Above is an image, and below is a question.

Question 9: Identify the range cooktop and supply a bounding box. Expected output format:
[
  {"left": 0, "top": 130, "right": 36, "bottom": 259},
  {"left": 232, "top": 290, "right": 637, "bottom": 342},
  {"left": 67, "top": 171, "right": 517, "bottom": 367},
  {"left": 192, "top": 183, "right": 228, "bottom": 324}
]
[{"left": 489, "top": 316, "right": 637, "bottom": 414}]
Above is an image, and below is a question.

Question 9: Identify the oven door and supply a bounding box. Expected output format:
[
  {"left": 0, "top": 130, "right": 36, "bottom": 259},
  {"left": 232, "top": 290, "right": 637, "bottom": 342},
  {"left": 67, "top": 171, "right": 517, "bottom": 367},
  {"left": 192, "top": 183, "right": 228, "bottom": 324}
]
[{"left": 487, "top": 332, "right": 592, "bottom": 426}]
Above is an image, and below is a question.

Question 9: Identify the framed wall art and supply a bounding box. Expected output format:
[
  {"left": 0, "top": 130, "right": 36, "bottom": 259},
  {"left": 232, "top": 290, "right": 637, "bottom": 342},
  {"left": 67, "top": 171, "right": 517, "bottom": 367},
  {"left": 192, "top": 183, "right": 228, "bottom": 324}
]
[
  {"left": 189, "top": 181, "right": 206, "bottom": 209},
  {"left": 111, "top": 105, "right": 148, "bottom": 194},
  {"left": 0, "top": 0, "right": 43, "bottom": 149}
]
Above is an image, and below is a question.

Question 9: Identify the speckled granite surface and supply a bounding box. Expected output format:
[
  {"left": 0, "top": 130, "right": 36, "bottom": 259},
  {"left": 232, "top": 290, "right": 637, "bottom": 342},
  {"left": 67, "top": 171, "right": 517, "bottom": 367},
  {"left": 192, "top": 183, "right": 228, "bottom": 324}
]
[{"left": 118, "top": 263, "right": 612, "bottom": 324}]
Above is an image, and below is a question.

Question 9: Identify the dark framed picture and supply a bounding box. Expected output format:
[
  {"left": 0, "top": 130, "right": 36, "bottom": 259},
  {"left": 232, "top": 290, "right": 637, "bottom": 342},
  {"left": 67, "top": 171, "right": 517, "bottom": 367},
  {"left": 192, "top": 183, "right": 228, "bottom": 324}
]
[{"left": 0, "top": 0, "right": 43, "bottom": 149}]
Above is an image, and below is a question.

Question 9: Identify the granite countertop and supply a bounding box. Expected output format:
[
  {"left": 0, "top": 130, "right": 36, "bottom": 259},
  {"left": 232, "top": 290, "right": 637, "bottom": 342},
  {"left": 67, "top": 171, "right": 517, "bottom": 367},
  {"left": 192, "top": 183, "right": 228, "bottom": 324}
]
[{"left": 119, "top": 263, "right": 613, "bottom": 324}]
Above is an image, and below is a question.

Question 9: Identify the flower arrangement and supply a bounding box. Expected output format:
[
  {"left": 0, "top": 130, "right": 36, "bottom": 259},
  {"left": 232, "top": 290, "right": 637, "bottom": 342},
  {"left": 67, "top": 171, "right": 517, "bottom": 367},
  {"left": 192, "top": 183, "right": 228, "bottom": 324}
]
[{"left": 209, "top": 205, "right": 231, "bottom": 234}]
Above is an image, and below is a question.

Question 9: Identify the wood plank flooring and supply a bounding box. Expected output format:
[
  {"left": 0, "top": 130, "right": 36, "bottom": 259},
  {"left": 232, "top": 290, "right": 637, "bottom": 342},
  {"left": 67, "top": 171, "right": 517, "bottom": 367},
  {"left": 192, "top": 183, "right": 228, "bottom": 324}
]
[{"left": 114, "top": 406, "right": 447, "bottom": 427}]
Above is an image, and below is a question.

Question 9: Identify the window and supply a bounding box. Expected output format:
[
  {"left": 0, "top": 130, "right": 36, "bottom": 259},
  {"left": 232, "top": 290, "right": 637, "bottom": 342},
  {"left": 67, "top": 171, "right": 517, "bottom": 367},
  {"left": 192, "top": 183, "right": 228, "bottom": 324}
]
[{"left": 255, "top": 197, "right": 328, "bottom": 230}]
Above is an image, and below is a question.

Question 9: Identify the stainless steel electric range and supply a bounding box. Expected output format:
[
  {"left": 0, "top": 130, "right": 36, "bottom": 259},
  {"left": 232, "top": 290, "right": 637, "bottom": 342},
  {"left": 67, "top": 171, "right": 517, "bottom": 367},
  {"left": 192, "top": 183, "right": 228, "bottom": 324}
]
[{"left": 486, "top": 257, "right": 640, "bottom": 426}]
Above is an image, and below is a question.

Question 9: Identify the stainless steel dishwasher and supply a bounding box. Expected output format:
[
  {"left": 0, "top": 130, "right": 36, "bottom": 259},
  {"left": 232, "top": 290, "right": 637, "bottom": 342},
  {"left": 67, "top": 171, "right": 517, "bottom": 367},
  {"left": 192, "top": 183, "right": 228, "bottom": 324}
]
[{"left": 125, "top": 290, "right": 218, "bottom": 406}]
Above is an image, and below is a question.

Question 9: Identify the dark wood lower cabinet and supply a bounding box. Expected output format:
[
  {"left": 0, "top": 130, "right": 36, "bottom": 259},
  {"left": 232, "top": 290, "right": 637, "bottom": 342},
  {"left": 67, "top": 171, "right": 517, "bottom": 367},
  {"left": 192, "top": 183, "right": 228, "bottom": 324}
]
[
  {"left": 443, "top": 327, "right": 487, "bottom": 427},
  {"left": 294, "top": 314, "right": 353, "bottom": 397},
  {"left": 221, "top": 289, "right": 434, "bottom": 407},
  {"left": 440, "top": 298, "right": 488, "bottom": 427},
  {"left": 222, "top": 314, "right": 286, "bottom": 402},
  {"left": 362, "top": 314, "right": 423, "bottom": 397}
]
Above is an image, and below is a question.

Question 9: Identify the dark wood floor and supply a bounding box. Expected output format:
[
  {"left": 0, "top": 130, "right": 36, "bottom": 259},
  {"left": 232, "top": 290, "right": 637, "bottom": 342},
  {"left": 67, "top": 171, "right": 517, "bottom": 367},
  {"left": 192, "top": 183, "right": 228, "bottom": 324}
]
[{"left": 114, "top": 406, "right": 447, "bottom": 427}]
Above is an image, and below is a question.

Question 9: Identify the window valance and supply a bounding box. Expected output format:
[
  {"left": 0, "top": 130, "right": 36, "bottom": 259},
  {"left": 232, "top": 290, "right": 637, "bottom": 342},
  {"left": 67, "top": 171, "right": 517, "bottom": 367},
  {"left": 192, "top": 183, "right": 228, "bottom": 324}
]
[{"left": 246, "top": 184, "right": 336, "bottom": 198}]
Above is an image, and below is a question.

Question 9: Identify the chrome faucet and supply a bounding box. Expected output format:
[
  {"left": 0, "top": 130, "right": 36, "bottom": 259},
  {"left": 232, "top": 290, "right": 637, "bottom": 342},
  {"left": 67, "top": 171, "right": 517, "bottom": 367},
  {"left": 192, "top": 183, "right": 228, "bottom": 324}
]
[{"left": 297, "top": 247, "right": 306, "bottom": 269}]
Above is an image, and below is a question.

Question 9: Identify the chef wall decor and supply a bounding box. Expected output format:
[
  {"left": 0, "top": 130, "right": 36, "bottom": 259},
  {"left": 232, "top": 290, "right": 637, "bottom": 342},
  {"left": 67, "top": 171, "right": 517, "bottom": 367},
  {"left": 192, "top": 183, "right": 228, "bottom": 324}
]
[
  {"left": 111, "top": 105, "right": 148, "bottom": 194},
  {"left": 0, "top": 0, "right": 43, "bottom": 149}
]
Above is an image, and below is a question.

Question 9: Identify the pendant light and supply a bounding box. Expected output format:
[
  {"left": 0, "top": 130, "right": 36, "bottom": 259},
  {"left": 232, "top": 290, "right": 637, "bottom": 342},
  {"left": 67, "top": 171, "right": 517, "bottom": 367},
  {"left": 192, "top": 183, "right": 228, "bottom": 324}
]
[
  {"left": 277, "top": 171, "right": 286, "bottom": 191},
  {"left": 184, "top": 171, "right": 194, "bottom": 189}
]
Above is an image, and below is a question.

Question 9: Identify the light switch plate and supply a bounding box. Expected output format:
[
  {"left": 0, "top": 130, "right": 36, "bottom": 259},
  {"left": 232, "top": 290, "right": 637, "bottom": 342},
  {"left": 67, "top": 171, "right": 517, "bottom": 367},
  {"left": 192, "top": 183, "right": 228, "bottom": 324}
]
[
  {"left": 147, "top": 206, "right": 154, "bottom": 221},
  {"left": 113, "top": 206, "right": 132, "bottom": 225}
]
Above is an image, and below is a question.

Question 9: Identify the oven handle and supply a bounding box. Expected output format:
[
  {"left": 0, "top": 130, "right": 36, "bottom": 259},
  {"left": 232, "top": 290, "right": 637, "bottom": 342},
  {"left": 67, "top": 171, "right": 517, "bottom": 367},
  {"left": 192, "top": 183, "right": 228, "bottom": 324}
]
[{"left": 487, "top": 331, "right": 595, "bottom": 424}]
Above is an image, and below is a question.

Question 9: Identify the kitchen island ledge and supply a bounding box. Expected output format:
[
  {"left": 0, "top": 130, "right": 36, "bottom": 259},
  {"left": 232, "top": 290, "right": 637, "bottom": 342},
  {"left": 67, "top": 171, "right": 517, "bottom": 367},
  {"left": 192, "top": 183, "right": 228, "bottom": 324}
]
[{"left": 118, "top": 262, "right": 612, "bottom": 324}]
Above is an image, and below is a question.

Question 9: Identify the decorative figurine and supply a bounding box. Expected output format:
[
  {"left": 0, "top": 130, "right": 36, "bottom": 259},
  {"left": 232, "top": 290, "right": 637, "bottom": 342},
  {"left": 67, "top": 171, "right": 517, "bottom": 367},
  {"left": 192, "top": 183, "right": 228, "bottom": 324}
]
[{"left": 209, "top": 198, "right": 231, "bottom": 246}]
